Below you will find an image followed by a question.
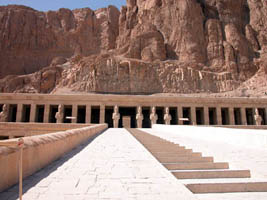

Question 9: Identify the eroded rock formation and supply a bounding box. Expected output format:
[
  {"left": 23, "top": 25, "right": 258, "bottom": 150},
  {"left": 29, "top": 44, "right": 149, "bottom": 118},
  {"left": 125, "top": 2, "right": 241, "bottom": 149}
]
[
  {"left": 0, "top": 5, "right": 120, "bottom": 78},
  {"left": 1, "top": 0, "right": 267, "bottom": 96}
]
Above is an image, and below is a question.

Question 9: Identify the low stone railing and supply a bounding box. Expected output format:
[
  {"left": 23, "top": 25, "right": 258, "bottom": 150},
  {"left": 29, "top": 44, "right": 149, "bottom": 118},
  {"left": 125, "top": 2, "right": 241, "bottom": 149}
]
[
  {"left": 0, "top": 122, "right": 93, "bottom": 138},
  {"left": 0, "top": 124, "right": 107, "bottom": 192}
]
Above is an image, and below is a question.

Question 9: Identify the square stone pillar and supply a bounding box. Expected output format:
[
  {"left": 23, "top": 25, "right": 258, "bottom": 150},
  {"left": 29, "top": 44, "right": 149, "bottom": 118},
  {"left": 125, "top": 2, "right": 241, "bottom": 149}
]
[
  {"left": 216, "top": 107, "right": 222, "bottom": 125},
  {"left": 191, "top": 107, "right": 196, "bottom": 125},
  {"left": 177, "top": 107, "right": 183, "bottom": 125},
  {"left": 44, "top": 104, "right": 50, "bottom": 123},
  {"left": 100, "top": 105, "right": 105, "bottom": 124},
  {"left": 204, "top": 107, "right": 209, "bottom": 125},
  {"left": 229, "top": 107, "right": 235, "bottom": 125},
  {"left": 30, "top": 104, "right": 37, "bottom": 123},
  {"left": 241, "top": 107, "right": 247, "bottom": 125},
  {"left": 86, "top": 105, "right": 91, "bottom": 124},
  {"left": 72, "top": 105, "right": 78, "bottom": 123},
  {"left": 16, "top": 104, "right": 23, "bottom": 122}
]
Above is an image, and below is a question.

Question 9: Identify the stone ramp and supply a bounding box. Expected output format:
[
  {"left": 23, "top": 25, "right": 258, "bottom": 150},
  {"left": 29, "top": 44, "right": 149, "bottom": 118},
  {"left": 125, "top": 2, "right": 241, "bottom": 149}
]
[
  {"left": 128, "top": 129, "right": 267, "bottom": 196},
  {"left": 0, "top": 128, "right": 196, "bottom": 200}
]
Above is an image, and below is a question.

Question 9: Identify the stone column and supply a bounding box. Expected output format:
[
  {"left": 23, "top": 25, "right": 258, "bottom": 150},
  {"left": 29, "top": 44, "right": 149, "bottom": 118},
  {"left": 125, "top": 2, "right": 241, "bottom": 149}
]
[
  {"left": 100, "top": 105, "right": 105, "bottom": 124},
  {"left": 30, "top": 104, "right": 37, "bottom": 123},
  {"left": 204, "top": 107, "right": 209, "bottom": 125},
  {"left": 241, "top": 107, "right": 247, "bottom": 125},
  {"left": 216, "top": 107, "right": 222, "bottom": 125},
  {"left": 191, "top": 107, "right": 197, "bottom": 125},
  {"left": 44, "top": 104, "right": 50, "bottom": 123},
  {"left": 86, "top": 105, "right": 91, "bottom": 124},
  {"left": 177, "top": 107, "right": 183, "bottom": 125},
  {"left": 16, "top": 104, "right": 23, "bottom": 122},
  {"left": 229, "top": 107, "right": 235, "bottom": 125},
  {"left": 72, "top": 105, "right": 78, "bottom": 123}
]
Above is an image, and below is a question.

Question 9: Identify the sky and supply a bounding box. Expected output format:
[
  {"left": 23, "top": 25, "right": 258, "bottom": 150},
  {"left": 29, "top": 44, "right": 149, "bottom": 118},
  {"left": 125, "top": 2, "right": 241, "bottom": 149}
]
[{"left": 0, "top": 0, "right": 126, "bottom": 11}]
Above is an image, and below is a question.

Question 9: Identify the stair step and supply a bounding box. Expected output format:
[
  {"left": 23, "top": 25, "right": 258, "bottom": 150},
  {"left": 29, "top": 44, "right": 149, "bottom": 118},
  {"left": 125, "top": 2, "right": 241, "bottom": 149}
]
[
  {"left": 186, "top": 182, "right": 267, "bottom": 193},
  {"left": 155, "top": 153, "right": 202, "bottom": 160},
  {"left": 154, "top": 152, "right": 202, "bottom": 157},
  {"left": 145, "top": 148, "right": 191, "bottom": 153},
  {"left": 164, "top": 162, "right": 229, "bottom": 170},
  {"left": 172, "top": 169, "right": 250, "bottom": 179},
  {"left": 196, "top": 192, "right": 267, "bottom": 200},
  {"left": 158, "top": 156, "right": 213, "bottom": 163},
  {"left": 143, "top": 144, "right": 181, "bottom": 148}
]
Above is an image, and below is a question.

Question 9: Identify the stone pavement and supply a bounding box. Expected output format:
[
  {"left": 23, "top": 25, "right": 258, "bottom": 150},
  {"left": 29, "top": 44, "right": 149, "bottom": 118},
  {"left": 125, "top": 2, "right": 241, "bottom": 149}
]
[{"left": 0, "top": 128, "right": 196, "bottom": 200}]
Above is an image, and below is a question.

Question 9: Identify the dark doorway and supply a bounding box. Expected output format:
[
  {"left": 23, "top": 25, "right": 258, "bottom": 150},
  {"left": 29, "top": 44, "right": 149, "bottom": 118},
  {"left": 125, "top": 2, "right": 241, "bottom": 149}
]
[
  {"left": 246, "top": 108, "right": 254, "bottom": 125},
  {"left": 234, "top": 108, "right": 242, "bottom": 125},
  {"left": 183, "top": 107, "right": 191, "bottom": 125},
  {"left": 105, "top": 106, "right": 114, "bottom": 128},
  {"left": 0, "top": 104, "right": 3, "bottom": 113},
  {"left": 156, "top": 107, "right": 164, "bottom": 124},
  {"left": 196, "top": 107, "right": 204, "bottom": 125},
  {"left": 8, "top": 104, "right": 17, "bottom": 122},
  {"left": 36, "top": 105, "right": 44, "bottom": 123},
  {"left": 209, "top": 108, "right": 217, "bottom": 125},
  {"left": 118, "top": 107, "right": 136, "bottom": 128},
  {"left": 0, "top": 136, "right": 9, "bottom": 140},
  {"left": 22, "top": 104, "right": 31, "bottom": 123},
  {"left": 77, "top": 106, "right": 86, "bottom": 124},
  {"left": 91, "top": 106, "right": 100, "bottom": 124},
  {"left": 49, "top": 105, "right": 58, "bottom": 123},
  {"left": 221, "top": 108, "right": 230, "bottom": 125},
  {"left": 258, "top": 108, "right": 266, "bottom": 125},
  {"left": 170, "top": 107, "right": 178, "bottom": 125},
  {"left": 64, "top": 105, "right": 72, "bottom": 123},
  {"left": 142, "top": 107, "right": 151, "bottom": 128}
]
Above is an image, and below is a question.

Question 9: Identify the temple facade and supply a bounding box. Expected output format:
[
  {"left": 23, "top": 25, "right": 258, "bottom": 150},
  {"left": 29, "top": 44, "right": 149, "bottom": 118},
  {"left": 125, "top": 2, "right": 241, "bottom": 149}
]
[{"left": 0, "top": 93, "right": 267, "bottom": 128}]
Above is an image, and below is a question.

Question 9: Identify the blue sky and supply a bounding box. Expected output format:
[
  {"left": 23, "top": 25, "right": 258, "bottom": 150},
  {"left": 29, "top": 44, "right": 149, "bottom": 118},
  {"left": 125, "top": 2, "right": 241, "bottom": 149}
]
[{"left": 0, "top": 0, "right": 126, "bottom": 11}]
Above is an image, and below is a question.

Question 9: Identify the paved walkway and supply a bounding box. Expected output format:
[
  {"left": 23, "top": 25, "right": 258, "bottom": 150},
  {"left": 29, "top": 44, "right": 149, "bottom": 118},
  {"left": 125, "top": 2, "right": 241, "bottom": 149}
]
[{"left": 0, "top": 128, "right": 196, "bottom": 200}]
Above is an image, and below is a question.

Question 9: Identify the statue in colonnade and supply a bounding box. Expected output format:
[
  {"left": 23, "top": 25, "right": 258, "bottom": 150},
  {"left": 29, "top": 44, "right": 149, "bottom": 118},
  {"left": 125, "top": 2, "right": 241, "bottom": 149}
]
[
  {"left": 0, "top": 104, "right": 8, "bottom": 122},
  {"left": 150, "top": 106, "right": 158, "bottom": 125},
  {"left": 164, "top": 107, "right": 172, "bottom": 125},
  {"left": 55, "top": 104, "right": 64, "bottom": 123},
  {"left": 136, "top": 106, "right": 144, "bottom": 128},
  {"left": 112, "top": 105, "right": 120, "bottom": 128},
  {"left": 254, "top": 108, "right": 262, "bottom": 126}
]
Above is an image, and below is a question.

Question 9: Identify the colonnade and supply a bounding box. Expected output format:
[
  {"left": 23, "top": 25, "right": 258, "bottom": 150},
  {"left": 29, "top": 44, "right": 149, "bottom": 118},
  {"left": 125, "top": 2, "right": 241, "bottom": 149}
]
[{"left": 1, "top": 103, "right": 266, "bottom": 128}]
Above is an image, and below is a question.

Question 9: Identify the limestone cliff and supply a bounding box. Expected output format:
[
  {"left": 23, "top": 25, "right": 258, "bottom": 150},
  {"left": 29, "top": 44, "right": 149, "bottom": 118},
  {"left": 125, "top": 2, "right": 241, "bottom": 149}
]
[{"left": 0, "top": 0, "right": 267, "bottom": 96}]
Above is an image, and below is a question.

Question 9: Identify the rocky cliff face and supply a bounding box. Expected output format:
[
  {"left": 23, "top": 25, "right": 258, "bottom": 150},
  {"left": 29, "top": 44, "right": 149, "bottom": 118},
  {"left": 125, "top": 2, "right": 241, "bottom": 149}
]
[
  {"left": 1, "top": 0, "right": 267, "bottom": 95},
  {"left": 0, "top": 5, "right": 120, "bottom": 78}
]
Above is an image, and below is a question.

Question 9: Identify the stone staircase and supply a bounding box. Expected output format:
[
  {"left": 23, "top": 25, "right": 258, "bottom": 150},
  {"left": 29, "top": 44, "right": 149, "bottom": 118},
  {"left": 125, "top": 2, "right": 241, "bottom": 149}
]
[{"left": 127, "top": 129, "right": 267, "bottom": 197}]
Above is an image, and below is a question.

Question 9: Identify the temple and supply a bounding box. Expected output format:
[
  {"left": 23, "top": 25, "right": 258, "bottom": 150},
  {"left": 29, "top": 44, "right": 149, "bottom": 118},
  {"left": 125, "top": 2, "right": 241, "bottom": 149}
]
[
  {"left": 1, "top": 93, "right": 267, "bottom": 199},
  {"left": 0, "top": 93, "right": 266, "bottom": 132}
]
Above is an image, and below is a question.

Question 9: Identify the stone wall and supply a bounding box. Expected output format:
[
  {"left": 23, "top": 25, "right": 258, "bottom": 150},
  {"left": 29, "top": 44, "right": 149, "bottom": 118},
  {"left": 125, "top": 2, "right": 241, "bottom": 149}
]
[{"left": 0, "top": 124, "right": 107, "bottom": 192}]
